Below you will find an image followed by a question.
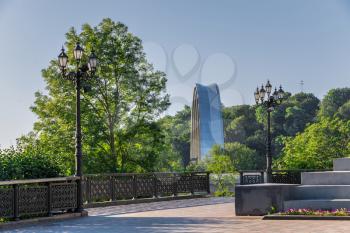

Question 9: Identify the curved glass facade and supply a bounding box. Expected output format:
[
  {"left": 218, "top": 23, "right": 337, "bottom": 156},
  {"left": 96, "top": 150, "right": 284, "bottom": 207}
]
[{"left": 190, "top": 83, "right": 224, "bottom": 161}]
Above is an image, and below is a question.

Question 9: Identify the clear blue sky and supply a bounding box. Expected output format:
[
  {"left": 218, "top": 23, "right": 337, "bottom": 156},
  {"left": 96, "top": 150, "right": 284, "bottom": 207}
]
[{"left": 0, "top": 0, "right": 350, "bottom": 147}]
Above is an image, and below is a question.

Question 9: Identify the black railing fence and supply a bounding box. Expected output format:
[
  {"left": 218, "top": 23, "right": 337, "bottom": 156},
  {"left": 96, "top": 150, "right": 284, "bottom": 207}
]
[
  {"left": 0, "top": 172, "right": 210, "bottom": 220},
  {"left": 239, "top": 170, "right": 265, "bottom": 185},
  {"left": 83, "top": 172, "right": 210, "bottom": 204},
  {"left": 239, "top": 169, "right": 331, "bottom": 185},
  {"left": 0, "top": 177, "right": 78, "bottom": 220}
]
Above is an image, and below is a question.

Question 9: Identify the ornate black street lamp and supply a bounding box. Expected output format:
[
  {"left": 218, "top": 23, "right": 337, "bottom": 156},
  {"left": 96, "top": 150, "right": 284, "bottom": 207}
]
[
  {"left": 254, "top": 80, "right": 285, "bottom": 183},
  {"left": 58, "top": 42, "right": 97, "bottom": 212}
]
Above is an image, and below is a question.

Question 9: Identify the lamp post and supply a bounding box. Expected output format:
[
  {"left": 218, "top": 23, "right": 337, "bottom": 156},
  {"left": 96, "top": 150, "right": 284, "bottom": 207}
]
[
  {"left": 57, "top": 42, "right": 97, "bottom": 212},
  {"left": 254, "top": 80, "right": 285, "bottom": 183}
]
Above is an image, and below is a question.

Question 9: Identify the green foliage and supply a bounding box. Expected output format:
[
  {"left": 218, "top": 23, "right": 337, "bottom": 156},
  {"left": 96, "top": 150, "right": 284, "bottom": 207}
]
[
  {"left": 120, "top": 121, "right": 168, "bottom": 172},
  {"left": 255, "top": 92, "right": 319, "bottom": 135},
  {"left": 268, "top": 206, "right": 277, "bottom": 215},
  {"left": 213, "top": 186, "right": 234, "bottom": 197},
  {"left": 223, "top": 105, "right": 265, "bottom": 169},
  {"left": 0, "top": 146, "right": 61, "bottom": 180},
  {"left": 1, "top": 16, "right": 348, "bottom": 181},
  {"left": 206, "top": 153, "right": 235, "bottom": 197},
  {"left": 157, "top": 106, "right": 191, "bottom": 171},
  {"left": 25, "top": 18, "right": 170, "bottom": 175},
  {"left": 337, "top": 100, "right": 350, "bottom": 121},
  {"left": 0, "top": 217, "right": 8, "bottom": 223},
  {"left": 224, "top": 105, "right": 262, "bottom": 144},
  {"left": 207, "top": 153, "right": 234, "bottom": 174},
  {"left": 185, "top": 160, "right": 208, "bottom": 172},
  {"left": 283, "top": 93, "right": 320, "bottom": 136},
  {"left": 221, "top": 93, "right": 319, "bottom": 170},
  {"left": 210, "top": 143, "right": 258, "bottom": 171},
  {"left": 318, "top": 88, "right": 350, "bottom": 119},
  {"left": 276, "top": 118, "right": 350, "bottom": 169}
]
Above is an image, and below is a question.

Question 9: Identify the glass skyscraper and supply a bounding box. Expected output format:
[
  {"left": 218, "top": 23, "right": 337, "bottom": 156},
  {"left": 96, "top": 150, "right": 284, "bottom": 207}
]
[{"left": 190, "top": 83, "right": 224, "bottom": 161}]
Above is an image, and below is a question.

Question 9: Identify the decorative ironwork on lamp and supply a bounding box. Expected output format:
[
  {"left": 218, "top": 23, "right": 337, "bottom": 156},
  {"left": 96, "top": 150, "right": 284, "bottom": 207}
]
[
  {"left": 254, "top": 80, "right": 285, "bottom": 183},
  {"left": 57, "top": 42, "right": 97, "bottom": 212}
]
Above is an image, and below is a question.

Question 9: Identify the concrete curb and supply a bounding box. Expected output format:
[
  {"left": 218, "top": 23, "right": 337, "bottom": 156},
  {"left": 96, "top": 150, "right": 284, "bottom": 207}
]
[
  {"left": 0, "top": 210, "right": 88, "bottom": 230},
  {"left": 263, "top": 214, "right": 350, "bottom": 220}
]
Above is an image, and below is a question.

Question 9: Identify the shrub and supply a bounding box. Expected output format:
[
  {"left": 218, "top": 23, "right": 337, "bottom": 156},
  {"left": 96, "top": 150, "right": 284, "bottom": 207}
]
[
  {"left": 276, "top": 118, "right": 350, "bottom": 169},
  {"left": 0, "top": 148, "right": 61, "bottom": 180}
]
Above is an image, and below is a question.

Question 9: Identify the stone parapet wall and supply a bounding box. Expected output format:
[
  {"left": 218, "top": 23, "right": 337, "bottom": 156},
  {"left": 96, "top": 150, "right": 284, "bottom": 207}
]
[{"left": 235, "top": 184, "right": 298, "bottom": 216}]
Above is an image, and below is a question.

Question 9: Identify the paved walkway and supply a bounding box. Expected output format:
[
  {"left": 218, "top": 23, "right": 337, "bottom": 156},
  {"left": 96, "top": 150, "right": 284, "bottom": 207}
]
[{"left": 5, "top": 197, "right": 350, "bottom": 233}]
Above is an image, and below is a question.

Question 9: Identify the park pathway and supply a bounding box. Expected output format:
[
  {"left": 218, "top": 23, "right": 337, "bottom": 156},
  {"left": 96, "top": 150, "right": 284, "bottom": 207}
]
[{"left": 4, "top": 197, "right": 350, "bottom": 233}]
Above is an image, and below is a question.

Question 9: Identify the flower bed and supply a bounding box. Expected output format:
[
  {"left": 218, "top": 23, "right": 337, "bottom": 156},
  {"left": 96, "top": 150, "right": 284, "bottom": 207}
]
[{"left": 281, "top": 208, "right": 350, "bottom": 216}]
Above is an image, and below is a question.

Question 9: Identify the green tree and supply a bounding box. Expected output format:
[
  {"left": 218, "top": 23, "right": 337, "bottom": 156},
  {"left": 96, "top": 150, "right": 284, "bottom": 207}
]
[
  {"left": 254, "top": 92, "right": 319, "bottom": 164},
  {"left": 207, "top": 153, "right": 234, "bottom": 196},
  {"left": 276, "top": 118, "right": 350, "bottom": 169},
  {"left": 210, "top": 142, "right": 258, "bottom": 171},
  {"left": 284, "top": 93, "right": 320, "bottom": 136},
  {"left": 185, "top": 159, "right": 209, "bottom": 172},
  {"left": 244, "top": 129, "right": 266, "bottom": 169},
  {"left": 207, "top": 153, "right": 233, "bottom": 173},
  {"left": 158, "top": 106, "right": 191, "bottom": 171},
  {"left": 318, "top": 88, "right": 350, "bottom": 119},
  {"left": 223, "top": 105, "right": 262, "bottom": 144},
  {"left": 0, "top": 140, "right": 61, "bottom": 180},
  {"left": 336, "top": 100, "right": 350, "bottom": 121},
  {"left": 28, "top": 18, "right": 170, "bottom": 174},
  {"left": 222, "top": 105, "right": 265, "bottom": 169},
  {"left": 255, "top": 92, "right": 319, "bottom": 137}
]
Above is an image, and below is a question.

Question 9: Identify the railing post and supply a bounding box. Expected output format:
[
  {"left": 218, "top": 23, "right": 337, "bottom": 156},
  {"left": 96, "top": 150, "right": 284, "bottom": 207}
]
[
  {"left": 260, "top": 171, "right": 265, "bottom": 184},
  {"left": 153, "top": 173, "right": 158, "bottom": 198},
  {"left": 206, "top": 172, "right": 210, "bottom": 194},
  {"left": 132, "top": 175, "right": 137, "bottom": 200},
  {"left": 190, "top": 173, "right": 194, "bottom": 195},
  {"left": 47, "top": 182, "right": 52, "bottom": 216},
  {"left": 13, "top": 184, "right": 19, "bottom": 221},
  {"left": 87, "top": 177, "right": 92, "bottom": 204},
  {"left": 173, "top": 173, "right": 178, "bottom": 197},
  {"left": 239, "top": 172, "right": 243, "bottom": 185},
  {"left": 84, "top": 176, "right": 91, "bottom": 203},
  {"left": 110, "top": 176, "right": 115, "bottom": 201}
]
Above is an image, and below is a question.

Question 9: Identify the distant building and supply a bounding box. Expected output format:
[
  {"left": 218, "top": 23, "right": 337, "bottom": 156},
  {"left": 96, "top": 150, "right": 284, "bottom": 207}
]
[{"left": 190, "top": 83, "right": 224, "bottom": 162}]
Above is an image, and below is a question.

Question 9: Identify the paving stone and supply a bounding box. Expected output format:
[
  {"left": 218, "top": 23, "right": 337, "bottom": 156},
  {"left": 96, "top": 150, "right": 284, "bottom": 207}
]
[{"left": 5, "top": 197, "right": 350, "bottom": 233}]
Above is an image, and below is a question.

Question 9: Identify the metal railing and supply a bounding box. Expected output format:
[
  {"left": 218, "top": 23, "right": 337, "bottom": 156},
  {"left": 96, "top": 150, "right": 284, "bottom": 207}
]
[
  {"left": 239, "top": 170, "right": 265, "bottom": 185},
  {"left": 82, "top": 172, "right": 210, "bottom": 204},
  {"left": 0, "top": 172, "right": 210, "bottom": 220},
  {"left": 0, "top": 177, "right": 79, "bottom": 220},
  {"left": 239, "top": 169, "right": 331, "bottom": 185}
]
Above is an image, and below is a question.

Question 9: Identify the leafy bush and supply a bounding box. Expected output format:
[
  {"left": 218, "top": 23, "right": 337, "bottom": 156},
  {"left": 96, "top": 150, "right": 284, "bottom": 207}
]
[
  {"left": 206, "top": 154, "right": 235, "bottom": 196},
  {"left": 210, "top": 173, "right": 236, "bottom": 197},
  {"left": 185, "top": 153, "right": 237, "bottom": 196},
  {"left": 0, "top": 148, "right": 61, "bottom": 180},
  {"left": 185, "top": 159, "right": 208, "bottom": 172},
  {"left": 210, "top": 143, "right": 258, "bottom": 171},
  {"left": 276, "top": 118, "right": 350, "bottom": 169}
]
